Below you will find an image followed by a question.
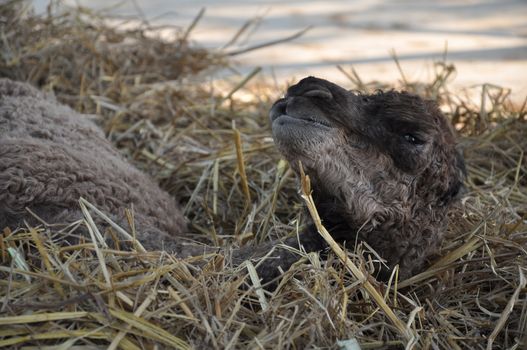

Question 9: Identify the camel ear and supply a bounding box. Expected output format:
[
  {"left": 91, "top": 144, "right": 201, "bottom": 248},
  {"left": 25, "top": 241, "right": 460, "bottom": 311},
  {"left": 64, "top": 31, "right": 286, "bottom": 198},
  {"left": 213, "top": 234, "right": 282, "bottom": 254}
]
[{"left": 440, "top": 147, "right": 466, "bottom": 206}]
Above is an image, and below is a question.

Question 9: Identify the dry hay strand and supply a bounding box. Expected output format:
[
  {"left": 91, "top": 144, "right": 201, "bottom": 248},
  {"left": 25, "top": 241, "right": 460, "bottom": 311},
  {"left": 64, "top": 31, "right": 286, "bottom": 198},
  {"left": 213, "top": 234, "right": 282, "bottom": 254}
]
[
  {"left": 1, "top": 1, "right": 527, "bottom": 349},
  {"left": 0, "top": 0, "right": 225, "bottom": 113}
]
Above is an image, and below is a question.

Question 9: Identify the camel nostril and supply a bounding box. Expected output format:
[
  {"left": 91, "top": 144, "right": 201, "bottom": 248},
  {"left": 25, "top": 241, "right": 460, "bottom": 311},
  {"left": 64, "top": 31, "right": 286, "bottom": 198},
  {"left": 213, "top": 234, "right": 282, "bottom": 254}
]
[
  {"left": 269, "top": 99, "right": 288, "bottom": 122},
  {"left": 303, "top": 88, "right": 332, "bottom": 100}
]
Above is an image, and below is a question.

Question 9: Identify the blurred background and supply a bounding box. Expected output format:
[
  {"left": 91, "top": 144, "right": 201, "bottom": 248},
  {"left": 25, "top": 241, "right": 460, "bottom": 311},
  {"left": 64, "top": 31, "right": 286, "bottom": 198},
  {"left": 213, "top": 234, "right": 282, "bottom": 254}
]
[{"left": 32, "top": 0, "right": 527, "bottom": 104}]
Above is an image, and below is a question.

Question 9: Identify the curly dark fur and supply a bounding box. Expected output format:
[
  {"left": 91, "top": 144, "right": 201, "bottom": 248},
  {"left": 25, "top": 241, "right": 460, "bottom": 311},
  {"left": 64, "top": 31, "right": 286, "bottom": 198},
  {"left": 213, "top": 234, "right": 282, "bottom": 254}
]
[{"left": 243, "top": 76, "right": 466, "bottom": 282}]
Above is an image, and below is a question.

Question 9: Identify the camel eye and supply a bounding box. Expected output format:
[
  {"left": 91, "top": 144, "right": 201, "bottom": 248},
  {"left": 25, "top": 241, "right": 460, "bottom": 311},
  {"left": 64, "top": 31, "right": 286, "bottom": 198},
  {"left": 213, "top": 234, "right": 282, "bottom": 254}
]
[{"left": 404, "top": 133, "right": 425, "bottom": 145}]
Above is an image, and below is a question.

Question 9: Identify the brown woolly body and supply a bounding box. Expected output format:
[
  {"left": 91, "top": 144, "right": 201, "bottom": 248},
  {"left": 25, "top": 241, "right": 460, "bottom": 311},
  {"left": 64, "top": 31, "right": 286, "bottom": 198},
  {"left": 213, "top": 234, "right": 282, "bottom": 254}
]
[
  {"left": 0, "top": 77, "right": 465, "bottom": 281},
  {"left": 0, "top": 79, "right": 189, "bottom": 253}
]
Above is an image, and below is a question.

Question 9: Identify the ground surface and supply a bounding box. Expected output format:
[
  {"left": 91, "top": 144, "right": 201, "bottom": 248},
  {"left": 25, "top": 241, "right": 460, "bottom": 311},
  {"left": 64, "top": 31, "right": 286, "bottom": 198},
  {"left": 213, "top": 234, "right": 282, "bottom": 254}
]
[{"left": 33, "top": 0, "right": 527, "bottom": 104}]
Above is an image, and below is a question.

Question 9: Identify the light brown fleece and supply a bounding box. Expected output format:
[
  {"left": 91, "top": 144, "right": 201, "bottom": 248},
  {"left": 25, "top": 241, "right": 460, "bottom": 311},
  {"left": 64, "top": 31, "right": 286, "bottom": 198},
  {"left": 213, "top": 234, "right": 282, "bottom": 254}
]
[{"left": 0, "top": 78, "right": 190, "bottom": 252}]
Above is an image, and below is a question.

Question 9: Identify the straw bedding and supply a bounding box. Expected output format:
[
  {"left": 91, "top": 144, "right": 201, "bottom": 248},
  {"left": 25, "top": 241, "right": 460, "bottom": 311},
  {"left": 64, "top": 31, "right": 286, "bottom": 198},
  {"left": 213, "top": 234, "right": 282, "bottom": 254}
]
[{"left": 0, "top": 1, "right": 526, "bottom": 349}]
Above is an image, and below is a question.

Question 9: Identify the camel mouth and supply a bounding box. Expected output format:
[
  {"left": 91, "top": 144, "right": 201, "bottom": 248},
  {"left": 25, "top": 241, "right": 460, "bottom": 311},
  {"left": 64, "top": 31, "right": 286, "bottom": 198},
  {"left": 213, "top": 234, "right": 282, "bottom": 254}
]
[{"left": 273, "top": 113, "right": 332, "bottom": 129}]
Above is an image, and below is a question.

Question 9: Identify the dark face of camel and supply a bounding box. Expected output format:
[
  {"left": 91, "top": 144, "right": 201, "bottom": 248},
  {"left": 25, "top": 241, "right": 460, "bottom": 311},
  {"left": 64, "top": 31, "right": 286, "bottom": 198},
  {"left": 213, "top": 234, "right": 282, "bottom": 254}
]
[{"left": 269, "top": 76, "right": 465, "bottom": 278}]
